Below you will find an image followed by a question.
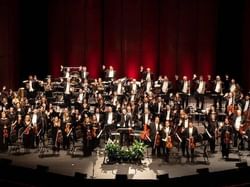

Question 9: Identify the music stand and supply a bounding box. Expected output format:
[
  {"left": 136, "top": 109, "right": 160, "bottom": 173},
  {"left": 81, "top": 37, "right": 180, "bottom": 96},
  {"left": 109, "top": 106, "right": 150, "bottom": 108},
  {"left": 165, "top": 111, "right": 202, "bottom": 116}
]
[{"left": 117, "top": 128, "right": 132, "bottom": 147}]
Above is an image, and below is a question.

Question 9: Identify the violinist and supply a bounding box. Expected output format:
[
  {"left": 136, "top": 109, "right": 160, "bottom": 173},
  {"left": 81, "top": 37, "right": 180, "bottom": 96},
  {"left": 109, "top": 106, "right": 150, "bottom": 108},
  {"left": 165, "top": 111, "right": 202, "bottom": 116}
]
[
  {"left": 0, "top": 111, "right": 10, "bottom": 152},
  {"left": 220, "top": 117, "right": 233, "bottom": 159},
  {"left": 207, "top": 113, "right": 218, "bottom": 153},
  {"left": 82, "top": 115, "right": 93, "bottom": 156},
  {"left": 232, "top": 109, "right": 245, "bottom": 150},
  {"left": 183, "top": 120, "right": 198, "bottom": 163},
  {"left": 91, "top": 114, "right": 101, "bottom": 148},
  {"left": 61, "top": 108, "right": 72, "bottom": 150},
  {"left": 22, "top": 114, "right": 34, "bottom": 149},
  {"left": 162, "top": 120, "right": 174, "bottom": 162},
  {"left": 150, "top": 116, "right": 162, "bottom": 157},
  {"left": 52, "top": 115, "right": 62, "bottom": 153}
]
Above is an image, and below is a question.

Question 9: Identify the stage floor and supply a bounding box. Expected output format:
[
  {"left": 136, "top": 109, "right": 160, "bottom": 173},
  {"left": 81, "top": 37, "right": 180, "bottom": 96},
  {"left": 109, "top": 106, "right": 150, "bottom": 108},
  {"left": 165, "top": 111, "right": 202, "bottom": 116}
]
[{"left": 0, "top": 140, "right": 250, "bottom": 180}]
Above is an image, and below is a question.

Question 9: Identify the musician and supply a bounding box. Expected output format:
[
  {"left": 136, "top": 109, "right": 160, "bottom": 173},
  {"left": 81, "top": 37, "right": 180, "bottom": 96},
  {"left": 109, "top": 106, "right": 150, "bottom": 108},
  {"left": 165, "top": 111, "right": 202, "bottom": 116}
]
[
  {"left": 183, "top": 120, "right": 199, "bottom": 163},
  {"left": 31, "top": 108, "right": 39, "bottom": 147},
  {"left": 160, "top": 76, "right": 172, "bottom": 103},
  {"left": 79, "top": 66, "right": 89, "bottom": 80},
  {"left": 91, "top": 114, "right": 101, "bottom": 148},
  {"left": 64, "top": 77, "right": 72, "bottom": 107},
  {"left": 1, "top": 97, "right": 10, "bottom": 111},
  {"left": 139, "top": 66, "right": 146, "bottom": 81},
  {"left": 206, "top": 74, "right": 213, "bottom": 96},
  {"left": 150, "top": 116, "right": 163, "bottom": 157},
  {"left": 43, "top": 77, "right": 52, "bottom": 100},
  {"left": 191, "top": 74, "right": 198, "bottom": 95},
  {"left": 129, "top": 78, "right": 139, "bottom": 95},
  {"left": 153, "top": 96, "right": 165, "bottom": 117},
  {"left": 52, "top": 115, "right": 62, "bottom": 153},
  {"left": 213, "top": 75, "right": 224, "bottom": 111},
  {"left": 223, "top": 74, "right": 230, "bottom": 94},
  {"left": 61, "top": 108, "right": 72, "bottom": 150},
  {"left": 206, "top": 113, "right": 218, "bottom": 153},
  {"left": 105, "top": 66, "right": 116, "bottom": 81},
  {"left": 82, "top": 115, "right": 93, "bottom": 156},
  {"left": 104, "top": 106, "right": 117, "bottom": 141},
  {"left": 225, "top": 92, "right": 235, "bottom": 116},
  {"left": 36, "top": 106, "right": 48, "bottom": 148},
  {"left": 140, "top": 107, "right": 153, "bottom": 128},
  {"left": 23, "top": 75, "right": 35, "bottom": 98},
  {"left": 161, "top": 105, "right": 173, "bottom": 122},
  {"left": 162, "top": 120, "right": 174, "bottom": 162},
  {"left": 117, "top": 108, "right": 132, "bottom": 146},
  {"left": 0, "top": 111, "right": 10, "bottom": 152},
  {"left": 180, "top": 76, "right": 190, "bottom": 109},
  {"left": 61, "top": 67, "right": 70, "bottom": 79},
  {"left": 220, "top": 117, "right": 233, "bottom": 159},
  {"left": 195, "top": 75, "right": 206, "bottom": 110},
  {"left": 242, "top": 94, "right": 250, "bottom": 113},
  {"left": 232, "top": 109, "right": 245, "bottom": 149},
  {"left": 178, "top": 113, "right": 190, "bottom": 156},
  {"left": 173, "top": 74, "right": 182, "bottom": 94},
  {"left": 144, "top": 67, "right": 154, "bottom": 82},
  {"left": 22, "top": 114, "right": 34, "bottom": 149}
]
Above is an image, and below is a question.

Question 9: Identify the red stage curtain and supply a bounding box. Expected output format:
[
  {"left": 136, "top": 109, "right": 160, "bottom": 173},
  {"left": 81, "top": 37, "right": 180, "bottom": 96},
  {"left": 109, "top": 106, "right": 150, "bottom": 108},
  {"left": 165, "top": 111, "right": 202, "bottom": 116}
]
[{"left": 48, "top": 0, "right": 217, "bottom": 81}]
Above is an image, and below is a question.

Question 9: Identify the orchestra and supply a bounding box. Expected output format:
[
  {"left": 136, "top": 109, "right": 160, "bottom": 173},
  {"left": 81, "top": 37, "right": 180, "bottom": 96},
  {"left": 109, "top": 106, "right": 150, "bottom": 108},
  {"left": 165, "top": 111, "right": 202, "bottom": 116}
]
[{"left": 0, "top": 64, "right": 250, "bottom": 165}]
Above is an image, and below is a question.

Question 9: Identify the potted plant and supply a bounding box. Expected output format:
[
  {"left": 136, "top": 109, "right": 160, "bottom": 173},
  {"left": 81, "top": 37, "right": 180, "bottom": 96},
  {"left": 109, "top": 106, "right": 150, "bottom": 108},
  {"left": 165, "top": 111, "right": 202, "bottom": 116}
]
[
  {"left": 130, "top": 140, "right": 147, "bottom": 164},
  {"left": 105, "top": 139, "right": 121, "bottom": 163}
]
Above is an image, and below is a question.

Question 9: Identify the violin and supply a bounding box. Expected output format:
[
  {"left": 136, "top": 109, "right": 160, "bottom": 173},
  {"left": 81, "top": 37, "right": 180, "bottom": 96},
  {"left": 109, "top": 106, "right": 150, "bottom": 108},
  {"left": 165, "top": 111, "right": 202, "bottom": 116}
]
[
  {"left": 86, "top": 125, "right": 92, "bottom": 140},
  {"left": 224, "top": 130, "right": 231, "bottom": 145},
  {"left": 3, "top": 127, "right": 9, "bottom": 138},
  {"left": 189, "top": 136, "right": 195, "bottom": 149},
  {"left": 140, "top": 124, "right": 150, "bottom": 141},
  {"left": 166, "top": 136, "right": 173, "bottom": 149},
  {"left": 154, "top": 132, "right": 161, "bottom": 148}
]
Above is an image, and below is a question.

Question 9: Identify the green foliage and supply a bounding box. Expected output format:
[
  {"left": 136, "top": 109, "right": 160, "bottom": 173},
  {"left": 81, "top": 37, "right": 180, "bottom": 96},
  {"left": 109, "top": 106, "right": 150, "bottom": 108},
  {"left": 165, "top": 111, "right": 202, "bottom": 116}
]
[{"left": 105, "top": 139, "right": 147, "bottom": 164}]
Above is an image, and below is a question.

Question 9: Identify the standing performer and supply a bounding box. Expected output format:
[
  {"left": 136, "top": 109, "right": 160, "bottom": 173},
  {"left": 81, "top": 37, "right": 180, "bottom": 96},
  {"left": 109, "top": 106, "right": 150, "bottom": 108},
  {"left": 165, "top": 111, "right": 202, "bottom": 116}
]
[
  {"left": 150, "top": 116, "right": 162, "bottom": 157},
  {"left": 52, "top": 115, "right": 62, "bottom": 153},
  {"left": 162, "top": 120, "right": 174, "bottom": 162},
  {"left": 0, "top": 111, "right": 10, "bottom": 152},
  {"left": 220, "top": 117, "right": 233, "bottom": 159},
  {"left": 183, "top": 120, "right": 199, "bottom": 163}
]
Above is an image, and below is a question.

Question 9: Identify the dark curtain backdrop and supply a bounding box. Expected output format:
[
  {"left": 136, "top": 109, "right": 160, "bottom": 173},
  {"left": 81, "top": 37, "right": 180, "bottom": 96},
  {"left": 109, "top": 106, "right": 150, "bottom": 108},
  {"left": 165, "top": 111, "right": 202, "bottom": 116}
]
[
  {"left": 0, "top": 0, "right": 19, "bottom": 89},
  {"left": 49, "top": 0, "right": 217, "bottom": 80},
  {"left": 0, "top": 0, "right": 250, "bottom": 90}
]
